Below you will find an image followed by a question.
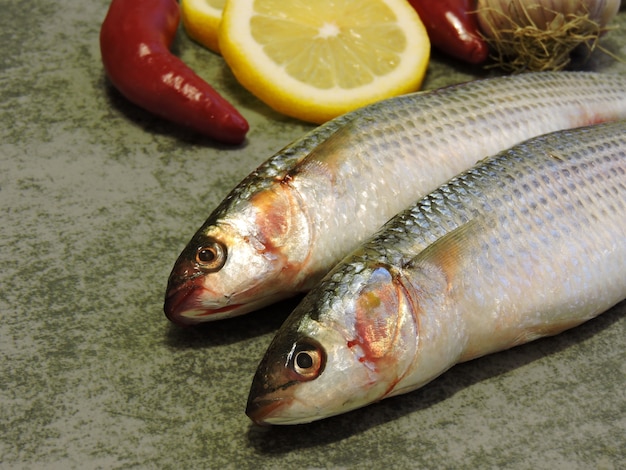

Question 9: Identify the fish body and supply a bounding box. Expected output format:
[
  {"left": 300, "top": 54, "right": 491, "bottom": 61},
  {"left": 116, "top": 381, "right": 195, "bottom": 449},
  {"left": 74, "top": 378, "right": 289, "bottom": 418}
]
[
  {"left": 246, "top": 120, "right": 626, "bottom": 425},
  {"left": 165, "top": 72, "right": 626, "bottom": 325}
]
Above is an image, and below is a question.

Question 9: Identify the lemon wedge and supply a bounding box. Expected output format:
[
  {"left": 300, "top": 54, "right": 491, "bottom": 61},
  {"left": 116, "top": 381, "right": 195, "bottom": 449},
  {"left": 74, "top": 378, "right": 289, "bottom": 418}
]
[
  {"left": 219, "top": 0, "right": 430, "bottom": 123},
  {"left": 181, "top": 0, "right": 225, "bottom": 53}
]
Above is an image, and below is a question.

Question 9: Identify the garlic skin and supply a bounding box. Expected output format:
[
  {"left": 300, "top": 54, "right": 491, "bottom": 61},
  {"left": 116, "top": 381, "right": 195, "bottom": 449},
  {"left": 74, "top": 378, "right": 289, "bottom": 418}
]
[{"left": 476, "top": 0, "right": 621, "bottom": 71}]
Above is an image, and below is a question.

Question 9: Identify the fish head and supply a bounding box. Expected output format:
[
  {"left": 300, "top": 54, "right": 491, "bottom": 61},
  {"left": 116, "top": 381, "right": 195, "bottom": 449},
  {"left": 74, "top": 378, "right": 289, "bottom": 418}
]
[
  {"left": 164, "top": 185, "right": 313, "bottom": 325},
  {"left": 246, "top": 263, "right": 421, "bottom": 425}
]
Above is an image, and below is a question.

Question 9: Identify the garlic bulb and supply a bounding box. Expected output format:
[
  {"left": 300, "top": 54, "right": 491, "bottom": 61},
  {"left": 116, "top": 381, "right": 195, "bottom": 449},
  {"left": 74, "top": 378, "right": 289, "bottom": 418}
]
[{"left": 476, "top": 0, "right": 621, "bottom": 71}]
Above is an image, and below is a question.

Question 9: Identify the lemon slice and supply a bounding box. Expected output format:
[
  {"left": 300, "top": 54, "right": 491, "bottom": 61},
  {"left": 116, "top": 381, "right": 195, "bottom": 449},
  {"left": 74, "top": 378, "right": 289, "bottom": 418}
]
[
  {"left": 219, "top": 0, "right": 430, "bottom": 123},
  {"left": 181, "top": 0, "right": 225, "bottom": 53}
]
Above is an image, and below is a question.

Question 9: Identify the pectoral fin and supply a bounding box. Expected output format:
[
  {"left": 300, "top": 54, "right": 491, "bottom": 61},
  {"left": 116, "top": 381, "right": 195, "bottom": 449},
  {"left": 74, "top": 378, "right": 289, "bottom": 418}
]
[{"left": 405, "top": 218, "right": 482, "bottom": 290}]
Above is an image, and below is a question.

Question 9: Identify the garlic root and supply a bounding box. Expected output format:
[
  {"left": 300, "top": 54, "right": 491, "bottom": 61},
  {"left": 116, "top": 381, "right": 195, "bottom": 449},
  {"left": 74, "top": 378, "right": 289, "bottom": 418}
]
[{"left": 476, "top": 0, "right": 621, "bottom": 72}]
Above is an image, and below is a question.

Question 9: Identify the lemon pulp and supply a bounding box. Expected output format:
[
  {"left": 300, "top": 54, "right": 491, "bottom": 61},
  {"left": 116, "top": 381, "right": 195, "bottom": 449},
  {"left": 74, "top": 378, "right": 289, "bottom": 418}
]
[{"left": 219, "top": 0, "right": 430, "bottom": 123}]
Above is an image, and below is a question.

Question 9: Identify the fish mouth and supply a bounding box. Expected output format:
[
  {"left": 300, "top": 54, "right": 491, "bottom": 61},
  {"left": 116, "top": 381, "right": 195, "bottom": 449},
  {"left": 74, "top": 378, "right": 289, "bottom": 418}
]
[
  {"left": 165, "top": 277, "right": 296, "bottom": 325},
  {"left": 246, "top": 396, "right": 291, "bottom": 426},
  {"left": 164, "top": 280, "right": 244, "bottom": 326}
]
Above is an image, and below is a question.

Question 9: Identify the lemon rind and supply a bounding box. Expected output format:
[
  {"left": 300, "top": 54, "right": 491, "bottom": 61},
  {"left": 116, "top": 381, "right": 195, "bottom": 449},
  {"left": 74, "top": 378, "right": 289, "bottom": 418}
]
[{"left": 181, "top": 0, "right": 223, "bottom": 54}]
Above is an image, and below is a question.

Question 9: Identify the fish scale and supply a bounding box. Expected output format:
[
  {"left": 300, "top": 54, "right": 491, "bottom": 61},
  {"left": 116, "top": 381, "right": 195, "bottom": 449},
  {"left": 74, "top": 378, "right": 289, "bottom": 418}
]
[
  {"left": 246, "top": 120, "right": 626, "bottom": 425},
  {"left": 210, "top": 110, "right": 358, "bottom": 219},
  {"left": 165, "top": 71, "right": 626, "bottom": 325}
]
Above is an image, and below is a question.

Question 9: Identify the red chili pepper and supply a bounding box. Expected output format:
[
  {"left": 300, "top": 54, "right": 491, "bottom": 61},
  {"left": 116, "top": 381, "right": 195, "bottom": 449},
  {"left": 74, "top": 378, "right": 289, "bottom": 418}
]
[
  {"left": 407, "top": 0, "right": 489, "bottom": 65},
  {"left": 100, "top": 0, "right": 249, "bottom": 144}
]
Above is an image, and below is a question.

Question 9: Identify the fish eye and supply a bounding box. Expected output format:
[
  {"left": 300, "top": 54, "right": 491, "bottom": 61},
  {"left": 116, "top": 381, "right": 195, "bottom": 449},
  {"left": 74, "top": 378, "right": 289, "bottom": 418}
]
[
  {"left": 195, "top": 239, "right": 227, "bottom": 272},
  {"left": 287, "top": 339, "right": 325, "bottom": 381}
]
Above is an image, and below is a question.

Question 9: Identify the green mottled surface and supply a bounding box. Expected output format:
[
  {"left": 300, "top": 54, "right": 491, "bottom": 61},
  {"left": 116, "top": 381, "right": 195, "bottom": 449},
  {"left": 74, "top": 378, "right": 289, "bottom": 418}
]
[{"left": 1, "top": 1, "right": 624, "bottom": 468}]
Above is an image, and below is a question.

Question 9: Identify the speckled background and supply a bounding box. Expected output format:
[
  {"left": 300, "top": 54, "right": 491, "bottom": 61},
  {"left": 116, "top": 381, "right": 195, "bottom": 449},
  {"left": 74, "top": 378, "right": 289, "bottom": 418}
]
[{"left": 1, "top": 1, "right": 625, "bottom": 469}]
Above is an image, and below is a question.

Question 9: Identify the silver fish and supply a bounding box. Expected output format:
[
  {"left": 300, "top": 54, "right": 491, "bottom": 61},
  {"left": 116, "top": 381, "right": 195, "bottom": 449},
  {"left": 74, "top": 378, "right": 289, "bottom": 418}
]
[
  {"left": 165, "top": 72, "right": 626, "bottom": 325},
  {"left": 246, "top": 120, "right": 626, "bottom": 425}
]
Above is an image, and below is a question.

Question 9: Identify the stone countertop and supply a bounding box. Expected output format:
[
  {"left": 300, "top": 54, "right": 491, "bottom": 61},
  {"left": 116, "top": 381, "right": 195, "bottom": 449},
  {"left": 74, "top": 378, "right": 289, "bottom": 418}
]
[{"left": 1, "top": 2, "right": 625, "bottom": 469}]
